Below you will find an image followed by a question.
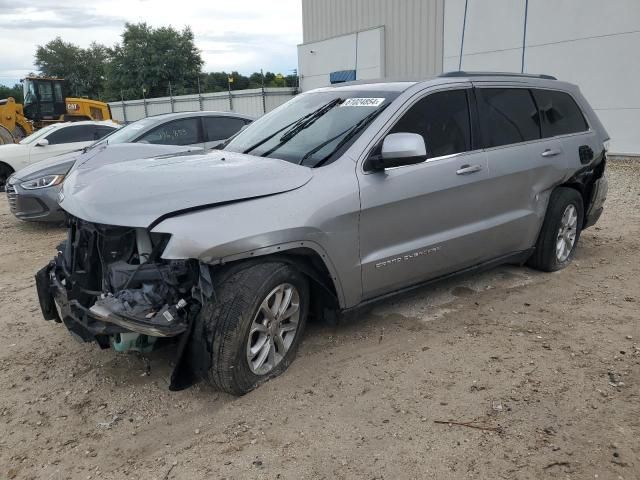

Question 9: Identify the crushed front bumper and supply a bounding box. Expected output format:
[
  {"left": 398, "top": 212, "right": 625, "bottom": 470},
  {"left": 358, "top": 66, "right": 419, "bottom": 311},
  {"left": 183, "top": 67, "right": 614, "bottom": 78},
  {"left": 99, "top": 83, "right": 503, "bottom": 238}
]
[{"left": 36, "top": 260, "right": 188, "bottom": 344}]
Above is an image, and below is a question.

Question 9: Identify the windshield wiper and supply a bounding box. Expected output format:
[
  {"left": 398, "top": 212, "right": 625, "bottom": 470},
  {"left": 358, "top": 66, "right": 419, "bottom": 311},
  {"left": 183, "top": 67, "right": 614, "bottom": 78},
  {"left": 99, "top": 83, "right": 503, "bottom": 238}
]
[
  {"left": 298, "top": 105, "right": 388, "bottom": 168},
  {"left": 83, "top": 138, "right": 108, "bottom": 154},
  {"left": 242, "top": 98, "right": 342, "bottom": 156}
]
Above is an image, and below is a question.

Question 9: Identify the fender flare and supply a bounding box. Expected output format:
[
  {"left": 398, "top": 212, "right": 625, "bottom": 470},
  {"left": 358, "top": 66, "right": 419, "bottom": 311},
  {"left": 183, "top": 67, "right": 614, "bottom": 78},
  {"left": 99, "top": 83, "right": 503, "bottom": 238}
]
[{"left": 205, "top": 239, "right": 347, "bottom": 308}]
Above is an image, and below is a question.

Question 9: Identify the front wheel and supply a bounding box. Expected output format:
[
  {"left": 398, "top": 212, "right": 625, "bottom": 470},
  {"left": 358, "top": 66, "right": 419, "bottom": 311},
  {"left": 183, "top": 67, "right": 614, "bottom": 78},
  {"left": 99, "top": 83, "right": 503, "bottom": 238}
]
[
  {"left": 0, "top": 125, "right": 14, "bottom": 145},
  {"left": 0, "top": 163, "right": 14, "bottom": 193},
  {"left": 202, "top": 262, "right": 309, "bottom": 395},
  {"left": 527, "top": 187, "right": 584, "bottom": 272}
]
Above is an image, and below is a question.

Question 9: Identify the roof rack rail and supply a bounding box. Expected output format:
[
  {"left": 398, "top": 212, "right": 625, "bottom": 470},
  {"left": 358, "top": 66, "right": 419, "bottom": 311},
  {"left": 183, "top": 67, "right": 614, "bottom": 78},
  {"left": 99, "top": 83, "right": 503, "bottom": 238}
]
[{"left": 440, "top": 71, "right": 557, "bottom": 80}]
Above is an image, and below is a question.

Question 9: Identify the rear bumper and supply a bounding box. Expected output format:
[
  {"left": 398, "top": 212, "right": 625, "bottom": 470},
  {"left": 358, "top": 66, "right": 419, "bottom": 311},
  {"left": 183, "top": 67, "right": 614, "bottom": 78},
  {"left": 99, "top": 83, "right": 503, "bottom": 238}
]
[
  {"left": 36, "top": 259, "right": 187, "bottom": 343},
  {"left": 584, "top": 173, "right": 608, "bottom": 229}
]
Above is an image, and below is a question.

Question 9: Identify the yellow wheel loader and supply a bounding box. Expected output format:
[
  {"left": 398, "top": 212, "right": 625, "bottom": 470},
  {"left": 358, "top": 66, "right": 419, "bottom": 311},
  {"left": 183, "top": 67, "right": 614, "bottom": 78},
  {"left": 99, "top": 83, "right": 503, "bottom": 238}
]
[{"left": 0, "top": 77, "right": 113, "bottom": 144}]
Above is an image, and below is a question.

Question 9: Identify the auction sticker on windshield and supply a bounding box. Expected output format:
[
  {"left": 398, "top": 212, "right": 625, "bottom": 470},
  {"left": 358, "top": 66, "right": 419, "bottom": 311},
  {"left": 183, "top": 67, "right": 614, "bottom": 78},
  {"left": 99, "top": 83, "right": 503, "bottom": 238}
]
[{"left": 340, "top": 98, "right": 385, "bottom": 107}]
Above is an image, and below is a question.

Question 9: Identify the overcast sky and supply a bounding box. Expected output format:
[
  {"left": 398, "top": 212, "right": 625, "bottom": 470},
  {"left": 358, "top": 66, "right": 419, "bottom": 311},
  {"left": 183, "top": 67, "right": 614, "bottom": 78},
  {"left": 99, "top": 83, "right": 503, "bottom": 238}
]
[{"left": 0, "top": 0, "right": 302, "bottom": 86}]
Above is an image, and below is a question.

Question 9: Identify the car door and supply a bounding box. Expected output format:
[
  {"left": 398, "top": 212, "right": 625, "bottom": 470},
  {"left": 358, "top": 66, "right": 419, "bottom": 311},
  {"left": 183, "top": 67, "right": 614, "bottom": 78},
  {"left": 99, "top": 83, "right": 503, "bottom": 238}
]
[
  {"left": 136, "top": 117, "right": 204, "bottom": 148},
  {"left": 473, "top": 85, "right": 567, "bottom": 256},
  {"left": 357, "top": 86, "right": 493, "bottom": 300},
  {"left": 30, "top": 125, "right": 100, "bottom": 164},
  {"left": 202, "top": 116, "right": 249, "bottom": 149}
]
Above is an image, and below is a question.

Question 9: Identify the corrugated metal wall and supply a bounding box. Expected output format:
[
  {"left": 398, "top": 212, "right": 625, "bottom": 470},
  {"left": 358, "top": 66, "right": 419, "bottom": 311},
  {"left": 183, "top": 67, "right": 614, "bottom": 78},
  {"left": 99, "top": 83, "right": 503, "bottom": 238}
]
[
  {"left": 301, "top": 0, "right": 444, "bottom": 79},
  {"left": 444, "top": 0, "right": 640, "bottom": 155},
  {"left": 109, "top": 88, "right": 298, "bottom": 123}
]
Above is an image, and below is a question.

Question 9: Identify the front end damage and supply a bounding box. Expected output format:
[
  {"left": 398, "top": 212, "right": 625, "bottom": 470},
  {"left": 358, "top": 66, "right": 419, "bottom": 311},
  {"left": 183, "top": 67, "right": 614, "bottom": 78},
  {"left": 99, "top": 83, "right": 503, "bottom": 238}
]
[{"left": 36, "top": 216, "right": 211, "bottom": 390}]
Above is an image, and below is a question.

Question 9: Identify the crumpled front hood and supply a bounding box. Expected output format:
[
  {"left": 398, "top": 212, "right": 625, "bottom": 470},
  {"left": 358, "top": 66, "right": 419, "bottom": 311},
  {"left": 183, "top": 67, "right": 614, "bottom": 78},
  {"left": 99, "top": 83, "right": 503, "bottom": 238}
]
[{"left": 60, "top": 150, "right": 313, "bottom": 228}]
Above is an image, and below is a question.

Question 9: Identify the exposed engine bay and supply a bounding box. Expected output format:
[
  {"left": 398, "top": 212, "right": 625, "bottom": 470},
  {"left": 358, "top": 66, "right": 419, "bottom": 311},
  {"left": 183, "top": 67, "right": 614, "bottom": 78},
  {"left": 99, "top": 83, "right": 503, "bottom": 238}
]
[{"left": 36, "top": 216, "right": 211, "bottom": 389}]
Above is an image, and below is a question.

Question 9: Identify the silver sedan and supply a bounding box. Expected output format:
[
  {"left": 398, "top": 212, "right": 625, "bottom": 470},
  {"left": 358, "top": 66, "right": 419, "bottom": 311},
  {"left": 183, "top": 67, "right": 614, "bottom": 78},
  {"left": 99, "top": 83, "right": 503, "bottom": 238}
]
[{"left": 6, "top": 111, "right": 253, "bottom": 222}]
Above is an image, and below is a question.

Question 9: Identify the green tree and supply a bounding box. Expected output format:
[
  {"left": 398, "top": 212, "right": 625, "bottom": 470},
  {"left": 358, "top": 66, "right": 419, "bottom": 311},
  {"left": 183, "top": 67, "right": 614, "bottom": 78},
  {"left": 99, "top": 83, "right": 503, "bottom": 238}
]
[
  {"left": 35, "top": 38, "right": 108, "bottom": 99},
  {"left": 0, "top": 84, "right": 23, "bottom": 103},
  {"left": 107, "top": 23, "right": 203, "bottom": 100},
  {"left": 248, "top": 72, "right": 264, "bottom": 88},
  {"left": 78, "top": 43, "right": 109, "bottom": 99},
  {"left": 202, "top": 71, "right": 231, "bottom": 92},
  {"left": 229, "top": 71, "right": 249, "bottom": 90},
  {"left": 284, "top": 74, "right": 299, "bottom": 88}
]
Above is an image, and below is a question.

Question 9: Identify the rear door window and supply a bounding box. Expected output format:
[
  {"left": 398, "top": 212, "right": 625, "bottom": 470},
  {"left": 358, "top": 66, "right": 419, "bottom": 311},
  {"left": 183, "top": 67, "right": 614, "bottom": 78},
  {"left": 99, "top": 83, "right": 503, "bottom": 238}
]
[
  {"left": 389, "top": 89, "right": 472, "bottom": 158},
  {"left": 204, "top": 117, "right": 248, "bottom": 141},
  {"left": 46, "top": 125, "right": 100, "bottom": 145},
  {"left": 137, "top": 118, "right": 202, "bottom": 146},
  {"left": 476, "top": 88, "right": 541, "bottom": 148},
  {"left": 531, "top": 89, "right": 588, "bottom": 137}
]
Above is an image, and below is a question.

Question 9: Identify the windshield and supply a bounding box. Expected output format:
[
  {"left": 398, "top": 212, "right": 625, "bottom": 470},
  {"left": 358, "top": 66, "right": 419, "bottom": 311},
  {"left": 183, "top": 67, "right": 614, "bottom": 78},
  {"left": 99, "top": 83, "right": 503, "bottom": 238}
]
[
  {"left": 19, "top": 124, "right": 58, "bottom": 144},
  {"left": 223, "top": 90, "right": 400, "bottom": 167},
  {"left": 91, "top": 117, "right": 157, "bottom": 147},
  {"left": 23, "top": 79, "right": 37, "bottom": 108}
]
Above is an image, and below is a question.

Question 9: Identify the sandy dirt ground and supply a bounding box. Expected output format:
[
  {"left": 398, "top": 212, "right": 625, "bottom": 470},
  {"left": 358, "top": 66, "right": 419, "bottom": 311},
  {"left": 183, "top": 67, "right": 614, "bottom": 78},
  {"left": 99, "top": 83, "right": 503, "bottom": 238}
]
[{"left": 0, "top": 160, "right": 638, "bottom": 480}]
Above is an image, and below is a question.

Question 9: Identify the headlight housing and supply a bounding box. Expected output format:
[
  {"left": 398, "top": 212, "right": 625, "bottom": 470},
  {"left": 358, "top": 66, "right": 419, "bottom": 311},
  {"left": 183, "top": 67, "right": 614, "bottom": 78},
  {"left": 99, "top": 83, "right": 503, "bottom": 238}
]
[{"left": 21, "top": 174, "right": 65, "bottom": 190}]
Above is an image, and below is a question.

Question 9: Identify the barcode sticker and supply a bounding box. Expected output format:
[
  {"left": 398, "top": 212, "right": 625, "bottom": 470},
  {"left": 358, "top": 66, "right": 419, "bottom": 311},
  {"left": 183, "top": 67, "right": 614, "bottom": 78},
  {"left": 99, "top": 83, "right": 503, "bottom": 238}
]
[{"left": 340, "top": 98, "right": 385, "bottom": 108}]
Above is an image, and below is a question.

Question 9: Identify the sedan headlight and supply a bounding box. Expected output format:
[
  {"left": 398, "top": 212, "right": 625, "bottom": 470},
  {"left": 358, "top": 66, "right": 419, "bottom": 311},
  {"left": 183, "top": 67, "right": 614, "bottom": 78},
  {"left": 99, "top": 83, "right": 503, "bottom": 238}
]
[{"left": 21, "top": 174, "right": 65, "bottom": 190}]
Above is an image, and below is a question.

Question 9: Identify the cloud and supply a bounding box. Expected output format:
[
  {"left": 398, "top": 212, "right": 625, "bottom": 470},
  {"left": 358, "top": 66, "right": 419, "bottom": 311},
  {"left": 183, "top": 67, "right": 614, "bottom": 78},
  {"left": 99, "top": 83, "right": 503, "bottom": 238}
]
[
  {"left": 0, "top": 4, "right": 126, "bottom": 29},
  {"left": 0, "top": 0, "right": 302, "bottom": 85}
]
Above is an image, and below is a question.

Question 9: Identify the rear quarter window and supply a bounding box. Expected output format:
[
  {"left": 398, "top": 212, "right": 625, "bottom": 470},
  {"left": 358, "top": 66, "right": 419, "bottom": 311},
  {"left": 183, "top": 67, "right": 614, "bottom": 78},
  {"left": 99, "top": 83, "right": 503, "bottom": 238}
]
[{"left": 531, "top": 89, "right": 588, "bottom": 137}]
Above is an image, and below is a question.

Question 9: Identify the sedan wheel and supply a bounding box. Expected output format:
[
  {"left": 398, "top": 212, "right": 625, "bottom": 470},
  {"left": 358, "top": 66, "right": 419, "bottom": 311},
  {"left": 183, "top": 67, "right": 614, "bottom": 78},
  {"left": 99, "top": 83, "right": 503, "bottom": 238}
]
[
  {"left": 204, "top": 262, "right": 309, "bottom": 395},
  {"left": 0, "top": 164, "right": 14, "bottom": 193},
  {"left": 246, "top": 283, "right": 301, "bottom": 375},
  {"left": 555, "top": 204, "right": 578, "bottom": 262},
  {"left": 527, "top": 187, "right": 584, "bottom": 272}
]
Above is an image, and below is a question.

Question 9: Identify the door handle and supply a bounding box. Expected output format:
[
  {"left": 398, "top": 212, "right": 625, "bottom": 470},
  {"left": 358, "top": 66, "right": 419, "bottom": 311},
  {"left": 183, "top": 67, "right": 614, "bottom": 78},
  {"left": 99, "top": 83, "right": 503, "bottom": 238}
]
[
  {"left": 456, "top": 164, "right": 482, "bottom": 175},
  {"left": 541, "top": 148, "right": 562, "bottom": 158}
]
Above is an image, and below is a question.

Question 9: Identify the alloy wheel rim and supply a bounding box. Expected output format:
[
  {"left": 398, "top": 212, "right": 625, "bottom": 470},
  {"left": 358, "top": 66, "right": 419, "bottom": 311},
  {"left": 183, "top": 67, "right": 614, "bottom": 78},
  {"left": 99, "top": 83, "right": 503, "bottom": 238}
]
[
  {"left": 246, "top": 283, "right": 301, "bottom": 375},
  {"left": 556, "top": 204, "right": 578, "bottom": 262}
]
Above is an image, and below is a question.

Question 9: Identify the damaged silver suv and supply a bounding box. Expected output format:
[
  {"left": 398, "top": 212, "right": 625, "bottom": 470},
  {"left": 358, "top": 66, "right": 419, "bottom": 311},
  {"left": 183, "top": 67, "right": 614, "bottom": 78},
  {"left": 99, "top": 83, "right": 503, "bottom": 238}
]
[{"left": 37, "top": 72, "right": 609, "bottom": 395}]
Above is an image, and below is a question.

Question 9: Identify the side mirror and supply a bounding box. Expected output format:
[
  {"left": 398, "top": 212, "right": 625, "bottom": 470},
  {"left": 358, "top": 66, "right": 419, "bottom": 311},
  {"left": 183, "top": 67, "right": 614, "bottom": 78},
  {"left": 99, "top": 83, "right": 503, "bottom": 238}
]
[
  {"left": 365, "top": 133, "right": 427, "bottom": 171},
  {"left": 35, "top": 139, "right": 49, "bottom": 147}
]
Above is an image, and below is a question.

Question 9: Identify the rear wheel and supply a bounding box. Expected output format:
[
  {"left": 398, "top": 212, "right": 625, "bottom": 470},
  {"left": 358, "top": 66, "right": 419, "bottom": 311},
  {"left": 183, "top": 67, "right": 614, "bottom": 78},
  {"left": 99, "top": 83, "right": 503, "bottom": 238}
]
[
  {"left": 203, "top": 262, "right": 309, "bottom": 395},
  {"left": 527, "top": 187, "right": 584, "bottom": 272}
]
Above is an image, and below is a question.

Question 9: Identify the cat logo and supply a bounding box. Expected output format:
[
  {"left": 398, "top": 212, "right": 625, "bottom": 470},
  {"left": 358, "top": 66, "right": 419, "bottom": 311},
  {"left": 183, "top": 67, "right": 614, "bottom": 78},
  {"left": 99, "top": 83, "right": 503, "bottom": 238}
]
[{"left": 66, "top": 103, "right": 80, "bottom": 111}]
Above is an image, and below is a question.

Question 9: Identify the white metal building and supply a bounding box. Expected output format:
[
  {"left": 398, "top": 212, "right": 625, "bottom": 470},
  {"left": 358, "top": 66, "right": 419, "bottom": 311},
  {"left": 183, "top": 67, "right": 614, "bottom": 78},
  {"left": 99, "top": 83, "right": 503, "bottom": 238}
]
[
  {"left": 298, "top": 0, "right": 445, "bottom": 90},
  {"left": 299, "top": 0, "right": 639, "bottom": 155}
]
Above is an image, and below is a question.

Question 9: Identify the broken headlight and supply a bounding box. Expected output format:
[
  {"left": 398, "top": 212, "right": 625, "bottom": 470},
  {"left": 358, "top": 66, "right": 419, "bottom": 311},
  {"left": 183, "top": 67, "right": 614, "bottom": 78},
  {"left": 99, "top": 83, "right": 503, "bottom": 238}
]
[{"left": 21, "top": 174, "right": 65, "bottom": 190}]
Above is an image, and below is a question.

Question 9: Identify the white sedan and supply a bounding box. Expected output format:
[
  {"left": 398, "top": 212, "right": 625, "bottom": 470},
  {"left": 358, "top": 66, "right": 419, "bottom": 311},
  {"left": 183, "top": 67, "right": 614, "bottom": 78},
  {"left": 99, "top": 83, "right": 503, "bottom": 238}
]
[{"left": 0, "top": 120, "right": 119, "bottom": 191}]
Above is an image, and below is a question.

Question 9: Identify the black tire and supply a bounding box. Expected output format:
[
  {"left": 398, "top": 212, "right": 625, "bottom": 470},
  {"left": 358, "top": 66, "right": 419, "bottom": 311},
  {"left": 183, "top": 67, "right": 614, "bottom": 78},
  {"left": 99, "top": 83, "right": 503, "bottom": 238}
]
[
  {"left": 527, "top": 187, "right": 584, "bottom": 272},
  {"left": 12, "top": 125, "right": 27, "bottom": 142},
  {"left": 0, "top": 125, "right": 14, "bottom": 145},
  {"left": 0, "top": 163, "right": 14, "bottom": 193},
  {"left": 202, "top": 261, "right": 309, "bottom": 395}
]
